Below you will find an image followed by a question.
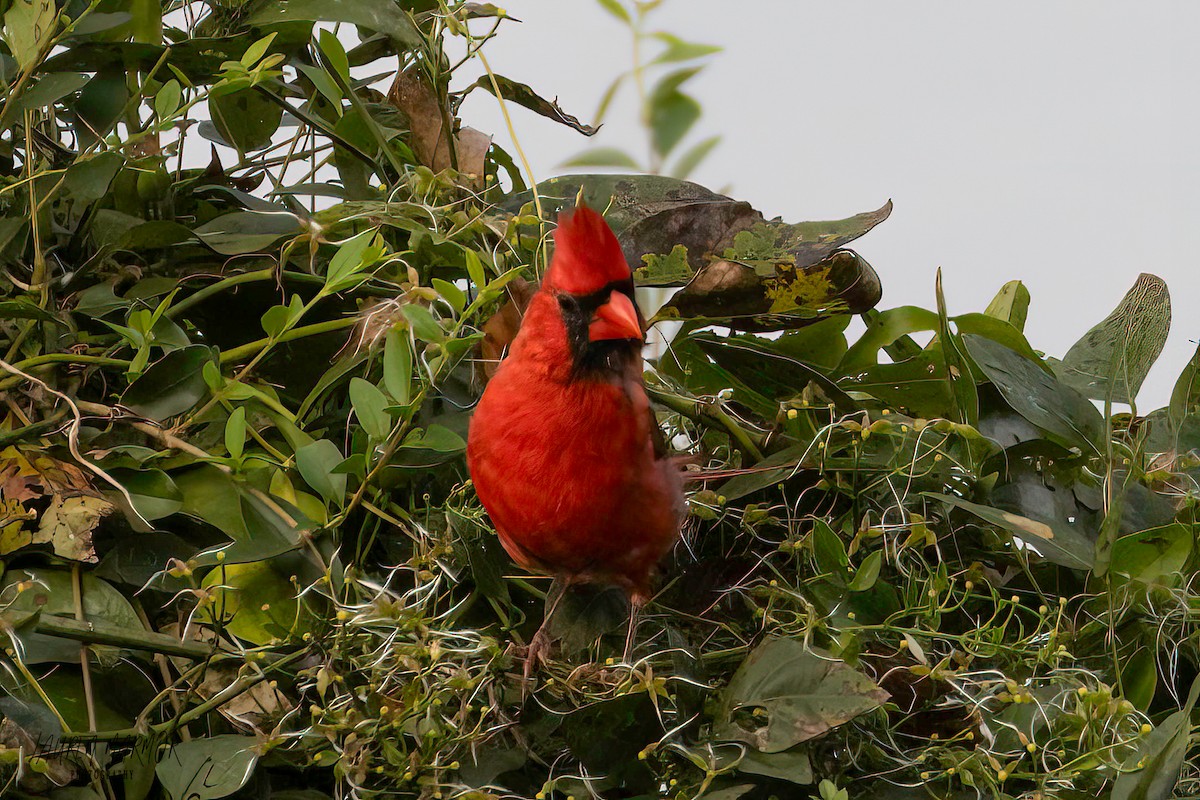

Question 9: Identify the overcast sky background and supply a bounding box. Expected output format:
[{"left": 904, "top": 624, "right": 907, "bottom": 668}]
[{"left": 453, "top": 1, "right": 1200, "bottom": 409}]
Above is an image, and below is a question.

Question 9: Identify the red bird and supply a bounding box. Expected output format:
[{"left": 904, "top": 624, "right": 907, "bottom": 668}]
[{"left": 467, "top": 206, "right": 685, "bottom": 670}]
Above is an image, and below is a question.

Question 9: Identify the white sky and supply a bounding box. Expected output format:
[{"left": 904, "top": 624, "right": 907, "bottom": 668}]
[{"left": 456, "top": 0, "right": 1200, "bottom": 409}]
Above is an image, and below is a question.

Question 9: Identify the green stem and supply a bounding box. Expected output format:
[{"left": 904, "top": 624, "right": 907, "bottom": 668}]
[
  {"left": 32, "top": 615, "right": 215, "bottom": 660},
  {"left": 0, "top": 354, "right": 130, "bottom": 390},
  {"left": 60, "top": 649, "right": 309, "bottom": 742},
  {"left": 218, "top": 316, "right": 358, "bottom": 364},
  {"left": 646, "top": 384, "right": 765, "bottom": 460}
]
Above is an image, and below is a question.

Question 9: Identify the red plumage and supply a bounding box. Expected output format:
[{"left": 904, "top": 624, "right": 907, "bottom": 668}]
[{"left": 467, "top": 207, "right": 685, "bottom": 607}]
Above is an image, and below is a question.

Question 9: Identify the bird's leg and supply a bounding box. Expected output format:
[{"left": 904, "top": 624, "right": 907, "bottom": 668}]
[
  {"left": 622, "top": 594, "right": 646, "bottom": 664},
  {"left": 524, "top": 576, "right": 569, "bottom": 684}
]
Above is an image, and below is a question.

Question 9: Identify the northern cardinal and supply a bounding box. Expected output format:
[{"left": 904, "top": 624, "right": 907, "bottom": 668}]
[{"left": 467, "top": 206, "right": 685, "bottom": 672}]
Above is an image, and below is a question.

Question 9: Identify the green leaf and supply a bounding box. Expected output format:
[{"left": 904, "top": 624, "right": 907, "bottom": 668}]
[
  {"left": 206, "top": 86, "right": 283, "bottom": 154},
  {"left": 64, "top": 151, "right": 123, "bottom": 205},
  {"left": 1, "top": 568, "right": 143, "bottom": 665},
  {"left": 983, "top": 280, "right": 1030, "bottom": 332},
  {"left": 240, "top": 32, "right": 278, "bottom": 68},
  {"left": 198, "top": 561, "right": 306, "bottom": 645},
  {"left": 246, "top": 0, "right": 421, "bottom": 46},
  {"left": 651, "top": 32, "right": 722, "bottom": 64},
  {"left": 840, "top": 307, "right": 939, "bottom": 370},
  {"left": 1111, "top": 676, "right": 1200, "bottom": 800},
  {"left": 963, "top": 334, "right": 1105, "bottom": 454},
  {"left": 154, "top": 78, "right": 182, "bottom": 120},
  {"left": 325, "top": 228, "right": 381, "bottom": 288},
  {"left": 4, "top": 0, "right": 56, "bottom": 70},
  {"left": 1056, "top": 273, "right": 1171, "bottom": 405},
  {"left": 926, "top": 492, "right": 1094, "bottom": 571},
  {"left": 715, "top": 638, "right": 888, "bottom": 752},
  {"left": 122, "top": 345, "right": 214, "bottom": 421},
  {"left": 1123, "top": 647, "right": 1158, "bottom": 712},
  {"left": 847, "top": 550, "right": 883, "bottom": 592},
  {"left": 670, "top": 134, "right": 720, "bottom": 180},
  {"left": 649, "top": 87, "right": 701, "bottom": 159},
  {"left": 316, "top": 29, "right": 349, "bottom": 82},
  {"left": 401, "top": 304, "right": 444, "bottom": 343},
  {"left": 812, "top": 519, "right": 848, "bottom": 586},
  {"left": 1108, "top": 523, "right": 1194, "bottom": 587},
  {"left": 595, "top": 0, "right": 631, "bottom": 24},
  {"left": 225, "top": 406, "right": 247, "bottom": 460},
  {"left": 11, "top": 71, "right": 88, "bottom": 114},
  {"left": 260, "top": 295, "right": 304, "bottom": 337},
  {"left": 295, "top": 440, "right": 347, "bottom": 504},
  {"left": 561, "top": 147, "right": 642, "bottom": 170},
  {"left": 431, "top": 278, "right": 466, "bottom": 314},
  {"left": 383, "top": 329, "right": 413, "bottom": 404},
  {"left": 111, "top": 468, "right": 184, "bottom": 521},
  {"left": 156, "top": 735, "right": 260, "bottom": 800},
  {"left": 193, "top": 211, "right": 302, "bottom": 256},
  {"left": 736, "top": 746, "right": 813, "bottom": 786},
  {"left": 349, "top": 378, "right": 391, "bottom": 440},
  {"left": 400, "top": 424, "right": 465, "bottom": 454}
]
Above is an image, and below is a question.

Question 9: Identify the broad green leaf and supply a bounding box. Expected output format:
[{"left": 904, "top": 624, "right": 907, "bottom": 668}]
[
  {"left": 650, "top": 88, "right": 701, "bottom": 159},
  {"left": 261, "top": 295, "right": 304, "bottom": 337},
  {"left": 206, "top": 86, "right": 283, "bottom": 154},
  {"left": 983, "top": 280, "right": 1030, "bottom": 331},
  {"left": 926, "top": 492, "right": 1093, "bottom": 571},
  {"left": 295, "top": 440, "right": 347, "bottom": 504},
  {"left": 316, "top": 29, "right": 349, "bottom": 82},
  {"left": 240, "top": 32, "right": 278, "bottom": 68},
  {"left": 401, "top": 303, "right": 444, "bottom": 343},
  {"left": 325, "top": 229, "right": 380, "bottom": 288},
  {"left": 595, "top": 0, "right": 631, "bottom": 24},
  {"left": 847, "top": 550, "right": 883, "bottom": 592},
  {"left": 1108, "top": 523, "right": 1194, "bottom": 587},
  {"left": 156, "top": 735, "right": 259, "bottom": 800},
  {"left": 0, "top": 568, "right": 142, "bottom": 665},
  {"left": 12, "top": 72, "right": 88, "bottom": 114},
  {"left": 812, "top": 519, "right": 848, "bottom": 586},
  {"left": 1056, "top": 273, "right": 1170, "bottom": 405},
  {"left": 198, "top": 561, "right": 306, "bottom": 645},
  {"left": 349, "top": 378, "right": 391, "bottom": 440},
  {"left": 193, "top": 211, "right": 302, "bottom": 256},
  {"left": 4, "top": 0, "right": 56, "bottom": 70},
  {"left": 1111, "top": 676, "right": 1200, "bottom": 800},
  {"left": 671, "top": 134, "right": 720, "bottom": 180},
  {"left": 383, "top": 329, "right": 413, "bottom": 404},
  {"left": 400, "top": 424, "right": 465, "bottom": 454},
  {"left": 651, "top": 32, "right": 722, "bottom": 64},
  {"left": 121, "top": 345, "right": 214, "bottom": 421},
  {"left": 561, "top": 147, "right": 642, "bottom": 170},
  {"left": 963, "top": 335, "right": 1104, "bottom": 454},
  {"left": 154, "top": 78, "right": 181, "bottom": 120},
  {"left": 224, "top": 407, "right": 247, "bottom": 460},
  {"left": 246, "top": 0, "right": 421, "bottom": 45},
  {"left": 111, "top": 468, "right": 183, "bottom": 521},
  {"left": 840, "top": 307, "right": 939, "bottom": 370},
  {"left": 431, "top": 278, "right": 466, "bottom": 314},
  {"left": 715, "top": 638, "right": 888, "bottom": 752}
]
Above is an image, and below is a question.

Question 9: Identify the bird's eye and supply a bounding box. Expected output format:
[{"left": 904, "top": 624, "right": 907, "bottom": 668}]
[{"left": 557, "top": 294, "right": 579, "bottom": 313}]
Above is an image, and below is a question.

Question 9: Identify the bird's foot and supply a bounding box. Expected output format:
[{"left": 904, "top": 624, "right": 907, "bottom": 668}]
[{"left": 523, "top": 627, "right": 553, "bottom": 686}]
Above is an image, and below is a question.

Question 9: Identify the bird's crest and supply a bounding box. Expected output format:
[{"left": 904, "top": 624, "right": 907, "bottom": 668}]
[{"left": 544, "top": 206, "right": 631, "bottom": 295}]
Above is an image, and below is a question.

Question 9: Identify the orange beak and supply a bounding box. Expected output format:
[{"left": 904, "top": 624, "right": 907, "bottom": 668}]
[{"left": 588, "top": 291, "right": 643, "bottom": 342}]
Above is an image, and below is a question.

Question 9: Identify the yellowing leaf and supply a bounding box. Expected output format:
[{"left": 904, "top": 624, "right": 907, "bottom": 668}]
[{"left": 35, "top": 494, "right": 113, "bottom": 562}]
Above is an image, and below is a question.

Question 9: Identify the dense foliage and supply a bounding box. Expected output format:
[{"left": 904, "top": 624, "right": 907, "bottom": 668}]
[{"left": 0, "top": 2, "right": 1198, "bottom": 800}]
